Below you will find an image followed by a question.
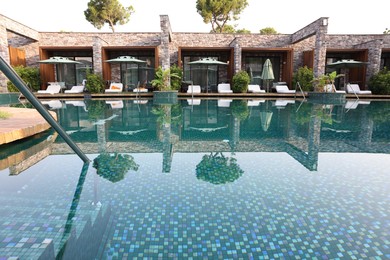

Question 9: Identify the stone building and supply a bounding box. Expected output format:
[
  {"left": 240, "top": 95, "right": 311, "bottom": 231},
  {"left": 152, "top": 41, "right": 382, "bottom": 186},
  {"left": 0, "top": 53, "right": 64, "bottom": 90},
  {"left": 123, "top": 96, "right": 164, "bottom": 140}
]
[{"left": 1, "top": 13, "right": 390, "bottom": 93}]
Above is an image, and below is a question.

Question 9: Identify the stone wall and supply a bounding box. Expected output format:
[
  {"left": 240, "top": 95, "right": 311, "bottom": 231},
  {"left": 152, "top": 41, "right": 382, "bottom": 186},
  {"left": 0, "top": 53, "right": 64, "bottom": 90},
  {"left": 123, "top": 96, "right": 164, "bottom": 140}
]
[
  {"left": 0, "top": 14, "right": 39, "bottom": 91},
  {"left": 1, "top": 13, "right": 390, "bottom": 92}
]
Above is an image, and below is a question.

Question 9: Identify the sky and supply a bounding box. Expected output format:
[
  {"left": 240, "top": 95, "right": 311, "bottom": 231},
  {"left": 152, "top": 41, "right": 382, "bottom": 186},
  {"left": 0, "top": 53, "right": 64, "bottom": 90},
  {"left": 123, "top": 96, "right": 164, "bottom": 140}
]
[{"left": 1, "top": 0, "right": 389, "bottom": 34}]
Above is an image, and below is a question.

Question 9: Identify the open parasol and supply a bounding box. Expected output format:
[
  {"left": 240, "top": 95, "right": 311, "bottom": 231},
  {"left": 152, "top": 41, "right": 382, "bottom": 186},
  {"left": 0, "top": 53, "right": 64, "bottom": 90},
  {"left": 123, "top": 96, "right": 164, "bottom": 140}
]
[
  {"left": 188, "top": 57, "right": 228, "bottom": 93},
  {"left": 326, "top": 59, "right": 369, "bottom": 88},
  {"left": 105, "top": 56, "right": 147, "bottom": 89},
  {"left": 38, "top": 56, "right": 82, "bottom": 83}
]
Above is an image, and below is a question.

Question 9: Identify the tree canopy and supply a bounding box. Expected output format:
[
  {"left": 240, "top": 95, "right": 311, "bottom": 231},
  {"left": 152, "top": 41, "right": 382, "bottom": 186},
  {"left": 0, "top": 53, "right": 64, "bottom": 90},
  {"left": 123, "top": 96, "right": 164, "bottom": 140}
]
[
  {"left": 259, "top": 27, "right": 278, "bottom": 35},
  {"left": 84, "top": 0, "right": 134, "bottom": 32},
  {"left": 196, "top": 0, "right": 248, "bottom": 33}
]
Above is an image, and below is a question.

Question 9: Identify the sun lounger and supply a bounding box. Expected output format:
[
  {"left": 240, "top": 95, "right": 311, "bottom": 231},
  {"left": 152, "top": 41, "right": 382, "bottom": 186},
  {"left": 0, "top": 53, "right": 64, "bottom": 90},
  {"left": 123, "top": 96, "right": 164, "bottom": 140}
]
[
  {"left": 275, "top": 85, "right": 296, "bottom": 94},
  {"left": 187, "top": 85, "right": 201, "bottom": 93},
  {"left": 217, "top": 83, "right": 233, "bottom": 93},
  {"left": 133, "top": 87, "right": 148, "bottom": 92},
  {"left": 324, "top": 84, "right": 346, "bottom": 93},
  {"left": 248, "top": 84, "right": 265, "bottom": 93},
  {"left": 64, "top": 85, "right": 85, "bottom": 93},
  {"left": 105, "top": 83, "right": 123, "bottom": 93},
  {"left": 37, "top": 84, "right": 61, "bottom": 94},
  {"left": 346, "top": 83, "right": 372, "bottom": 95}
]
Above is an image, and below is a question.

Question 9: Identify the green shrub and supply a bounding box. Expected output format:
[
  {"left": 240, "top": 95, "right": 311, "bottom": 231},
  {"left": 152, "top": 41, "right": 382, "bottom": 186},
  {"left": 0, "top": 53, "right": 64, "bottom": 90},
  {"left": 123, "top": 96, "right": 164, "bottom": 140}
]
[
  {"left": 232, "top": 70, "right": 250, "bottom": 93},
  {"left": 170, "top": 64, "right": 183, "bottom": 91},
  {"left": 151, "top": 66, "right": 181, "bottom": 91},
  {"left": 368, "top": 67, "right": 390, "bottom": 95},
  {"left": 85, "top": 72, "right": 105, "bottom": 93},
  {"left": 0, "top": 110, "right": 11, "bottom": 120},
  {"left": 292, "top": 66, "right": 314, "bottom": 91},
  {"left": 7, "top": 65, "right": 40, "bottom": 92}
]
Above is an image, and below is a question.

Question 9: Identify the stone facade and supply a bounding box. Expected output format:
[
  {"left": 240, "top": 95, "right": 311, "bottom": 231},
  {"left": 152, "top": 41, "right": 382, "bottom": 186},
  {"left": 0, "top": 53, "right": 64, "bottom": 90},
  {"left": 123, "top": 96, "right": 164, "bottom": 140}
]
[{"left": 0, "top": 13, "right": 389, "bottom": 92}]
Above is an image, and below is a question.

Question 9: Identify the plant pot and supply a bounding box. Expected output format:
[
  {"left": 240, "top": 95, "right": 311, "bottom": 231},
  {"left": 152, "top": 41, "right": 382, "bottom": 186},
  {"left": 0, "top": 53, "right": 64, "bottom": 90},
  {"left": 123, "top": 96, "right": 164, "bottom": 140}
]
[
  {"left": 308, "top": 92, "right": 346, "bottom": 105},
  {"left": 153, "top": 91, "right": 178, "bottom": 105}
]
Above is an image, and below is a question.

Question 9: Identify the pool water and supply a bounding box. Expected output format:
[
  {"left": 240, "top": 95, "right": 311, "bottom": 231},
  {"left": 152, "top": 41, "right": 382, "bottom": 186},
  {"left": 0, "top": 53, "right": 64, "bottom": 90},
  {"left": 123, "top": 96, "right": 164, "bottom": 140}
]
[{"left": 0, "top": 98, "right": 389, "bottom": 259}]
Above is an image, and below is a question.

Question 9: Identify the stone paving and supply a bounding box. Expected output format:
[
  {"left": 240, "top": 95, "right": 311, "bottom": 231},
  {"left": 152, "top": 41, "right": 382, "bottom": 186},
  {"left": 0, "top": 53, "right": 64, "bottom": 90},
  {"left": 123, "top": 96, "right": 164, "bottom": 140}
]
[{"left": 0, "top": 107, "right": 56, "bottom": 145}]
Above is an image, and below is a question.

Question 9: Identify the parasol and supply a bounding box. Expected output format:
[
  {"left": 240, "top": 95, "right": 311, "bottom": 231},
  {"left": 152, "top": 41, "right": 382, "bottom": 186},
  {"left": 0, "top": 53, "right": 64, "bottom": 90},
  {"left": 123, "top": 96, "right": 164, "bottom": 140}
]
[
  {"left": 105, "top": 56, "right": 147, "bottom": 89},
  {"left": 261, "top": 59, "right": 274, "bottom": 92},
  {"left": 38, "top": 56, "right": 82, "bottom": 83},
  {"left": 326, "top": 59, "right": 369, "bottom": 88},
  {"left": 188, "top": 57, "right": 228, "bottom": 93}
]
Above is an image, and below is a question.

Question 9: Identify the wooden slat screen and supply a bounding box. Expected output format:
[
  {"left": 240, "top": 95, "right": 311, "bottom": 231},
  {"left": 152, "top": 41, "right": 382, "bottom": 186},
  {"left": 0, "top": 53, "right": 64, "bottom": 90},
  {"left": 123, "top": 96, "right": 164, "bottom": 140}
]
[{"left": 8, "top": 46, "right": 26, "bottom": 67}]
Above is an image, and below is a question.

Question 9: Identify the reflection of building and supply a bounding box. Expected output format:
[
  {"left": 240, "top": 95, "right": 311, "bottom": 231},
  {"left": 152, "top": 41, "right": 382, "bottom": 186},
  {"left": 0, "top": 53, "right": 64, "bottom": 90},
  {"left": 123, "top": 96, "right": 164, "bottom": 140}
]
[
  {"left": 49, "top": 99, "right": 390, "bottom": 172},
  {"left": 1, "top": 14, "right": 389, "bottom": 92},
  {"left": 0, "top": 131, "right": 57, "bottom": 175}
]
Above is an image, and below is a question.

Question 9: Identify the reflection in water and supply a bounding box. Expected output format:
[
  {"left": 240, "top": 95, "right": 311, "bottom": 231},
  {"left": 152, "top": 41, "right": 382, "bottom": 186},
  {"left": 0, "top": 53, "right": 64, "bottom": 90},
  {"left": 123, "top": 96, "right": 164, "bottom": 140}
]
[
  {"left": 0, "top": 131, "right": 57, "bottom": 175},
  {"left": 1, "top": 98, "right": 390, "bottom": 259},
  {"left": 55, "top": 98, "right": 390, "bottom": 176},
  {"left": 196, "top": 152, "right": 244, "bottom": 184},
  {"left": 93, "top": 153, "right": 139, "bottom": 183}
]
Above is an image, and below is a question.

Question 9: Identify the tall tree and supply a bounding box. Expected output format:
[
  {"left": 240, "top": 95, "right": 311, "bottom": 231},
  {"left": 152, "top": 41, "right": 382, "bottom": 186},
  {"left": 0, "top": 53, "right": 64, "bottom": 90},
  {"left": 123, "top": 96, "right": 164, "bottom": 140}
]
[
  {"left": 84, "top": 0, "right": 134, "bottom": 32},
  {"left": 196, "top": 0, "right": 248, "bottom": 33}
]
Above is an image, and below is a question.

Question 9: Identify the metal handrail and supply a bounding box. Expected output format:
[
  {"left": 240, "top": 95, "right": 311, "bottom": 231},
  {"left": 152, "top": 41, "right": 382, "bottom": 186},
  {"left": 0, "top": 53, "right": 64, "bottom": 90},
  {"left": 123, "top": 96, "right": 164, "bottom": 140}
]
[{"left": 0, "top": 56, "right": 90, "bottom": 163}]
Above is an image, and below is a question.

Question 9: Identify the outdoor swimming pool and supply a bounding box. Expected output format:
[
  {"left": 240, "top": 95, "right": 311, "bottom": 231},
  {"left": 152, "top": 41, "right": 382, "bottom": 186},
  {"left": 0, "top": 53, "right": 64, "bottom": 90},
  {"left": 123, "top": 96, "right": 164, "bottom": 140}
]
[{"left": 0, "top": 98, "right": 389, "bottom": 259}]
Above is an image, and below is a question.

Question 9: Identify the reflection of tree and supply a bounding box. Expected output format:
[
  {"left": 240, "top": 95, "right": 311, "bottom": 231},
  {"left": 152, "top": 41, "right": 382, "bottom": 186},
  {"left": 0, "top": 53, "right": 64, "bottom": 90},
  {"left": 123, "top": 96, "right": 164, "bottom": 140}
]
[
  {"left": 93, "top": 153, "right": 139, "bottom": 182},
  {"left": 86, "top": 100, "right": 106, "bottom": 121},
  {"left": 231, "top": 100, "right": 249, "bottom": 120},
  {"left": 196, "top": 152, "right": 244, "bottom": 185},
  {"left": 152, "top": 103, "right": 182, "bottom": 173},
  {"left": 230, "top": 100, "right": 249, "bottom": 151},
  {"left": 152, "top": 103, "right": 182, "bottom": 127},
  {"left": 294, "top": 103, "right": 333, "bottom": 125}
]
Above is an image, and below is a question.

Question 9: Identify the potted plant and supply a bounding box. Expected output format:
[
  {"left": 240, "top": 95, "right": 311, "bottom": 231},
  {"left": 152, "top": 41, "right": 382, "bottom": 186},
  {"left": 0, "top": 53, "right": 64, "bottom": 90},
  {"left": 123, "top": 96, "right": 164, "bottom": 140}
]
[
  {"left": 232, "top": 70, "right": 250, "bottom": 93},
  {"left": 151, "top": 66, "right": 181, "bottom": 104},
  {"left": 308, "top": 71, "right": 345, "bottom": 104}
]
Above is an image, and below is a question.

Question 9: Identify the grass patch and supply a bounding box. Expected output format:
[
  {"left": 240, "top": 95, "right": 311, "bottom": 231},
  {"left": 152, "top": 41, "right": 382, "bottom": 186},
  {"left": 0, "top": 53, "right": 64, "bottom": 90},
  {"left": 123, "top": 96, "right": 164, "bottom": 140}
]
[{"left": 0, "top": 110, "right": 11, "bottom": 120}]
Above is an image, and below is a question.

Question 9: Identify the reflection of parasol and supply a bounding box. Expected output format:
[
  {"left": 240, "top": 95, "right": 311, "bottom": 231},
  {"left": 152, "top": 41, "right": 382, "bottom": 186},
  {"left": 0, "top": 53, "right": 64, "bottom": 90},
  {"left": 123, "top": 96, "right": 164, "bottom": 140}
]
[
  {"left": 260, "top": 111, "right": 273, "bottom": 131},
  {"left": 326, "top": 59, "right": 369, "bottom": 88},
  {"left": 189, "top": 125, "right": 228, "bottom": 132},
  {"left": 38, "top": 56, "right": 82, "bottom": 83},
  {"left": 261, "top": 59, "right": 274, "bottom": 92},
  {"left": 188, "top": 58, "right": 228, "bottom": 93}
]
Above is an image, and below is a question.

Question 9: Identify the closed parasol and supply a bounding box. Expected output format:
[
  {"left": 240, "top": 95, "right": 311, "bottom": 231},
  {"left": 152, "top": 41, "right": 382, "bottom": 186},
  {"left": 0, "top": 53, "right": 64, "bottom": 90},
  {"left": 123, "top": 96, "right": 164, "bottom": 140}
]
[{"left": 261, "top": 59, "right": 275, "bottom": 92}]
